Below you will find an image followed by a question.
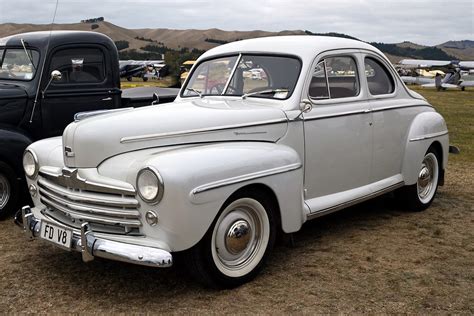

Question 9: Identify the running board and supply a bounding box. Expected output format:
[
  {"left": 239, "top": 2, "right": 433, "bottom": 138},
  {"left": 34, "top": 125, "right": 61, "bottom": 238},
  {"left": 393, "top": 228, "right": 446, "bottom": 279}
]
[{"left": 306, "top": 182, "right": 404, "bottom": 221}]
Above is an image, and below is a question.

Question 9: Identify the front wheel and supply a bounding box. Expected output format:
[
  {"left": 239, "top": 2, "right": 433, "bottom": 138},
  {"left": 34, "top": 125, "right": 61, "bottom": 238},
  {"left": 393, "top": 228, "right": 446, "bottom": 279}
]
[
  {"left": 187, "top": 191, "right": 277, "bottom": 288},
  {"left": 0, "top": 162, "right": 19, "bottom": 220},
  {"left": 397, "top": 147, "right": 440, "bottom": 211}
]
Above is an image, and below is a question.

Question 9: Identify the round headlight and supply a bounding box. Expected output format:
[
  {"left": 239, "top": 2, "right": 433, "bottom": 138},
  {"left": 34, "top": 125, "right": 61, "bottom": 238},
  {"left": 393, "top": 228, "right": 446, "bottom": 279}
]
[
  {"left": 137, "top": 167, "right": 164, "bottom": 204},
  {"left": 23, "top": 150, "right": 38, "bottom": 179}
]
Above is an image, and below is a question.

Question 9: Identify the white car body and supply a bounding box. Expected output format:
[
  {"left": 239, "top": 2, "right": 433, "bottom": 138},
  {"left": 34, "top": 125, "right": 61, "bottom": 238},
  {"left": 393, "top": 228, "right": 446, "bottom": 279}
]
[{"left": 20, "top": 36, "right": 449, "bottom": 286}]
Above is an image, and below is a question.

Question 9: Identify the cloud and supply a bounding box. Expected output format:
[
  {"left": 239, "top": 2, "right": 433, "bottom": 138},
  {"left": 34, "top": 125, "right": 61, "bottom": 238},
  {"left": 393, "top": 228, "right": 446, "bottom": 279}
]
[{"left": 0, "top": 0, "right": 472, "bottom": 45}]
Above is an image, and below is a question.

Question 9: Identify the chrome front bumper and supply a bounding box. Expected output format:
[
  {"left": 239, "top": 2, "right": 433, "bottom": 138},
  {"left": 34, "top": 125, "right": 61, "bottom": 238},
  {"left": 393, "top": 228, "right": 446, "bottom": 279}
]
[{"left": 20, "top": 206, "right": 173, "bottom": 268}]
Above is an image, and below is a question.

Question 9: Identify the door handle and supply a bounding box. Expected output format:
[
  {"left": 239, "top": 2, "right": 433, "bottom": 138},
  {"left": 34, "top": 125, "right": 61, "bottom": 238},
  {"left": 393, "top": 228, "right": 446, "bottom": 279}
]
[{"left": 102, "top": 97, "right": 112, "bottom": 101}]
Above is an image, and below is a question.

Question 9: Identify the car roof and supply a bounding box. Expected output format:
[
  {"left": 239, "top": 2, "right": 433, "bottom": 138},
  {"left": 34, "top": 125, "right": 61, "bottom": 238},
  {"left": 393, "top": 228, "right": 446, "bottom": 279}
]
[
  {"left": 199, "top": 35, "right": 382, "bottom": 62},
  {"left": 0, "top": 31, "right": 115, "bottom": 50}
]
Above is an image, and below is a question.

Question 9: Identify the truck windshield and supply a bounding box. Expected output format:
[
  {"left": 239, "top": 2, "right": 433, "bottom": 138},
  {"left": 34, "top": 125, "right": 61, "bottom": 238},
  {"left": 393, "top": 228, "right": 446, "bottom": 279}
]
[
  {"left": 182, "top": 54, "right": 301, "bottom": 100},
  {"left": 0, "top": 48, "right": 40, "bottom": 81}
]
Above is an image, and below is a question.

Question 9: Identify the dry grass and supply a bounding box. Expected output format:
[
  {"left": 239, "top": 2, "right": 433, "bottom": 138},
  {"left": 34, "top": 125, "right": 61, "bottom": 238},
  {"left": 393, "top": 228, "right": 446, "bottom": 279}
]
[{"left": 0, "top": 88, "right": 472, "bottom": 313}]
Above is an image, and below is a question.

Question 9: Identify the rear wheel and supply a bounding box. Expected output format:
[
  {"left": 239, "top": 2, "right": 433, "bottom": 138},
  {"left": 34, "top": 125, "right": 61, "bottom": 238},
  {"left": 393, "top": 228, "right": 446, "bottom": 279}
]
[
  {"left": 0, "top": 162, "right": 19, "bottom": 220},
  {"left": 397, "top": 147, "right": 440, "bottom": 211},
  {"left": 187, "top": 191, "right": 277, "bottom": 288}
]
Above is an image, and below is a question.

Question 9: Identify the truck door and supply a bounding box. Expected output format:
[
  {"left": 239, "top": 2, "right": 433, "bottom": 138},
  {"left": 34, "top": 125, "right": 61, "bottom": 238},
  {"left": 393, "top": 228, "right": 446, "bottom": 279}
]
[{"left": 40, "top": 46, "right": 121, "bottom": 137}]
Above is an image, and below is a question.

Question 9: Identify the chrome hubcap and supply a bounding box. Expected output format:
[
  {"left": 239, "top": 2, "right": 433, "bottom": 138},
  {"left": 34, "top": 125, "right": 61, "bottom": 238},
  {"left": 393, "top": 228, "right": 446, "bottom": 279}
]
[
  {"left": 226, "top": 220, "right": 252, "bottom": 255},
  {"left": 0, "top": 174, "right": 11, "bottom": 209},
  {"left": 417, "top": 153, "right": 438, "bottom": 203},
  {"left": 212, "top": 198, "right": 270, "bottom": 277}
]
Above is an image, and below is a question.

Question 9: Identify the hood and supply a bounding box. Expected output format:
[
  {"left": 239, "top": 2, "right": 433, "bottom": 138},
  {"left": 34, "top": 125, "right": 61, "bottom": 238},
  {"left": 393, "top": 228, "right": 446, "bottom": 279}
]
[{"left": 63, "top": 98, "right": 288, "bottom": 168}]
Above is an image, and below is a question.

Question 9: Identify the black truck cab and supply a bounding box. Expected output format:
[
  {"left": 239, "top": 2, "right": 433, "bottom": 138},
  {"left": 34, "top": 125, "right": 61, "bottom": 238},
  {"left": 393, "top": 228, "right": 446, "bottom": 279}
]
[{"left": 0, "top": 31, "right": 178, "bottom": 217}]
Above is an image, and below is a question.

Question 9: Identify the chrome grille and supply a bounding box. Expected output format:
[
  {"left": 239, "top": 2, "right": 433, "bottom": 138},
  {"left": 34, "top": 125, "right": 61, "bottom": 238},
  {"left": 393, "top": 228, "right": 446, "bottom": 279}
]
[{"left": 37, "top": 169, "right": 141, "bottom": 233}]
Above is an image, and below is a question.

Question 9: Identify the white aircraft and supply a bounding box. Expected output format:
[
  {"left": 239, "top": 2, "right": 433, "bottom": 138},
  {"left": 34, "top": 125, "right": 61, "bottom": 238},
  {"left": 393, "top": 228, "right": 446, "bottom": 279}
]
[{"left": 398, "top": 59, "right": 474, "bottom": 90}]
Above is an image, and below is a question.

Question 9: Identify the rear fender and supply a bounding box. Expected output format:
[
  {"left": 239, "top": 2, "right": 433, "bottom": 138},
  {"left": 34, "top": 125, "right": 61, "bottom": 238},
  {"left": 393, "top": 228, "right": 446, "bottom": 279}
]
[{"left": 402, "top": 112, "right": 449, "bottom": 185}]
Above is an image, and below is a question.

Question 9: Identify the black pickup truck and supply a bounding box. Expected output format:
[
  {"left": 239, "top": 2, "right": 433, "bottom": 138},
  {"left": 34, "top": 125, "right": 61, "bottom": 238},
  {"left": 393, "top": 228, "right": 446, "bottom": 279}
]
[{"left": 0, "top": 31, "right": 178, "bottom": 218}]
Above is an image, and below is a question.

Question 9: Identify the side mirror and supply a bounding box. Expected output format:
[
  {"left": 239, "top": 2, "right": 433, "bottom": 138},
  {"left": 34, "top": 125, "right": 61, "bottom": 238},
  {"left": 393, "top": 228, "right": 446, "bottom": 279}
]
[
  {"left": 152, "top": 92, "right": 160, "bottom": 105},
  {"left": 41, "top": 70, "right": 62, "bottom": 99},
  {"left": 51, "top": 70, "right": 62, "bottom": 81}
]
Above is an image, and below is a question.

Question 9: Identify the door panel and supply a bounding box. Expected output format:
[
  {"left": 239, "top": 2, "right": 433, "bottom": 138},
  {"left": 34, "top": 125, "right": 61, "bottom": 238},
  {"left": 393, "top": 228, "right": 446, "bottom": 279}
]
[
  {"left": 303, "top": 102, "right": 372, "bottom": 204},
  {"left": 40, "top": 90, "right": 115, "bottom": 137}
]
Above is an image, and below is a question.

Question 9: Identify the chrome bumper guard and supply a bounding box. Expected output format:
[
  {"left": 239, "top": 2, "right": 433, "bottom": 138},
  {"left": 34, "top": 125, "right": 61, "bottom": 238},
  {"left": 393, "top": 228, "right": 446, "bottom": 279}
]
[{"left": 20, "top": 206, "right": 172, "bottom": 268}]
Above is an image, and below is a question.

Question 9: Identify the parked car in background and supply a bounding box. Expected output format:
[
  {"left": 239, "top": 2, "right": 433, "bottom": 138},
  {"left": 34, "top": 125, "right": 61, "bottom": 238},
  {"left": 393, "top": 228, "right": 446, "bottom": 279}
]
[
  {"left": 0, "top": 31, "right": 178, "bottom": 218},
  {"left": 19, "top": 36, "right": 450, "bottom": 288}
]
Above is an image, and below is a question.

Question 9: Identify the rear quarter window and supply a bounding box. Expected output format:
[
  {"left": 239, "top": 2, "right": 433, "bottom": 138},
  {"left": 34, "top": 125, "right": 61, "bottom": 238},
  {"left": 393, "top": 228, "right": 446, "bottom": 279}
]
[{"left": 365, "top": 57, "right": 395, "bottom": 95}]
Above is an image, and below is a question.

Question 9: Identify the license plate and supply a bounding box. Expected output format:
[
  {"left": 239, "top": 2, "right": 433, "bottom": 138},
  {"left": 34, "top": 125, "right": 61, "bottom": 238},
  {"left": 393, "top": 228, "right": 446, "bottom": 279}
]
[{"left": 40, "top": 221, "right": 72, "bottom": 250}]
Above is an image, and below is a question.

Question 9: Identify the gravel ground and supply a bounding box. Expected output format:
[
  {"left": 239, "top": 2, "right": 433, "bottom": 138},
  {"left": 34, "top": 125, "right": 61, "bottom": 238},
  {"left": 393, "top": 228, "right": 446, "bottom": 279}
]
[{"left": 0, "top": 162, "right": 472, "bottom": 314}]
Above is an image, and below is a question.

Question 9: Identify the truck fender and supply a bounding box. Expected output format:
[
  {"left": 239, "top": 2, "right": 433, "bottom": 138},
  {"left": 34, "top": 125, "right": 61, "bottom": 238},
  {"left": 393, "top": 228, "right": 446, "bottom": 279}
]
[
  {"left": 402, "top": 112, "right": 449, "bottom": 185},
  {"left": 0, "top": 127, "right": 33, "bottom": 177},
  {"left": 141, "top": 142, "right": 304, "bottom": 252}
]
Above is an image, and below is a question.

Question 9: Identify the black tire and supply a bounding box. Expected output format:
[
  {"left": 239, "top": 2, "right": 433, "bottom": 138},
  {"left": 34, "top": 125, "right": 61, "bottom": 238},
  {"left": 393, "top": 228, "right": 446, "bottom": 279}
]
[
  {"left": 0, "top": 161, "right": 19, "bottom": 220},
  {"left": 186, "top": 190, "right": 277, "bottom": 288},
  {"left": 396, "top": 146, "right": 441, "bottom": 212},
  {"left": 142, "top": 77, "right": 148, "bottom": 82},
  {"left": 126, "top": 76, "right": 132, "bottom": 82}
]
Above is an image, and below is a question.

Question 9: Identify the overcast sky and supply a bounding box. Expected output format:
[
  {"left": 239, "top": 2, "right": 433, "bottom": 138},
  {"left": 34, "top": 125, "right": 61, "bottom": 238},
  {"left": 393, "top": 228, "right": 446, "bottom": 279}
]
[{"left": 0, "top": 0, "right": 472, "bottom": 45}]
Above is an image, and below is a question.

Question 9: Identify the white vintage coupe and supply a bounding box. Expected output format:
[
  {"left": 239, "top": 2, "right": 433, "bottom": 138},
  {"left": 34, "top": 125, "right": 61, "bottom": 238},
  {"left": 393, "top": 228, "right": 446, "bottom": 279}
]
[{"left": 19, "top": 36, "right": 450, "bottom": 288}]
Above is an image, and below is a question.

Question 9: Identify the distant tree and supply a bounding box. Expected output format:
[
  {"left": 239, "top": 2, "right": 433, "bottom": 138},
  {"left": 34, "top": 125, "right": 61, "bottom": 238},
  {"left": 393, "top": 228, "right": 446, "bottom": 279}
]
[{"left": 115, "top": 40, "right": 130, "bottom": 51}]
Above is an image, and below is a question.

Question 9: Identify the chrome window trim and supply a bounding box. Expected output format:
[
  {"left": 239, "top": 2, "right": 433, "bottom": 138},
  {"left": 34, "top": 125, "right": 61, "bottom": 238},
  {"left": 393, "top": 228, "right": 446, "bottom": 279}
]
[
  {"left": 222, "top": 53, "right": 242, "bottom": 94},
  {"left": 191, "top": 163, "right": 302, "bottom": 195},
  {"left": 363, "top": 54, "right": 397, "bottom": 99}
]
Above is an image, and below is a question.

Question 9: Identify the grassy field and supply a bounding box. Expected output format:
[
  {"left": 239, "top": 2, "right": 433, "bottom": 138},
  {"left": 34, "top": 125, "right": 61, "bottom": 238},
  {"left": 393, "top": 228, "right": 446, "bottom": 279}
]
[
  {"left": 410, "top": 87, "right": 473, "bottom": 164},
  {"left": 0, "top": 88, "right": 472, "bottom": 313}
]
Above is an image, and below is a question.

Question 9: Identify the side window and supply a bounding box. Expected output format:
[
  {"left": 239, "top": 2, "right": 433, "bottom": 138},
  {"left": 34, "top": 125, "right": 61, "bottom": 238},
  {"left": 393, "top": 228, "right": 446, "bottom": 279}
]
[
  {"left": 364, "top": 57, "right": 395, "bottom": 95},
  {"left": 309, "top": 56, "right": 359, "bottom": 100},
  {"left": 50, "top": 48, "right": 106, "bottom": 84}
]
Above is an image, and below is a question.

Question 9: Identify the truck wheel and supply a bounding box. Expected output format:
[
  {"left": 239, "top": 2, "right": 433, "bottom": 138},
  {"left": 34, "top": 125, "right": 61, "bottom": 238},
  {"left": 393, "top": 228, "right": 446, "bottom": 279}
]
[
  {"left": 127, "top": 76, "right": 132, "bottom": 82},
  {"left": 187, "top": 191, "right": 277, "bottom": 288},
  {"left": 142, "top": 77, "right": 148, "bottom": 82},
  {"left": 0, "top": 162, "right": 19, "bottom": 220},
  {"left": 397, "top": 146, "right": 440, "bottom": 211}
]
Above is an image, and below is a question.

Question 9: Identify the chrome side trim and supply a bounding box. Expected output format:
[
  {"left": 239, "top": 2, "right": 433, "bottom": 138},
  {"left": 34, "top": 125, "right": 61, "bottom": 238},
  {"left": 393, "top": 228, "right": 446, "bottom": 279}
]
[
  {"left": 371, "top": 104, "right": 432, "bottom": 112},
  {"left": 306, "top": 182, "right": 404, "bottom": 220},
  {"left": 120, "top": 118, "right": 288, "bottom": 144},
  {"left": 304, "top": 109, "right": 370, "bottom": 121},
  {"left": 304, "top": 104, "right": 431, "bottom": 122},
  {"left": 409, "top": 131, "right": 448, "bottom": 142},
  {"left": 192, "top": 163, "right": 302, "bottom": 195}
]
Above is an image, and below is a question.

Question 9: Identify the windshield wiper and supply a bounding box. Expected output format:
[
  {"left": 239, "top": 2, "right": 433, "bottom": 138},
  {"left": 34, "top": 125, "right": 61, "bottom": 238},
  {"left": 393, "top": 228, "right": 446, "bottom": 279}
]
[
  {"left": 20, "top": 38, "right": 36, "bottom": 72},
  {"left": 186, "top": 88, "right": 203, "bottom": 98},
  {"left": 242, "top": 88, "right": 289, "bottom": 100}
]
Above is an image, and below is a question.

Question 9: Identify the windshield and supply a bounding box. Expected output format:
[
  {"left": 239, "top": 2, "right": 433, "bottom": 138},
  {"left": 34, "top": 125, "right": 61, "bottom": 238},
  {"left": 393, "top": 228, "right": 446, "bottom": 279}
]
[
  {"left": 0, "top": 48, "right": 40, "bottom": 81},
  {"left": 183, "top": 54, "right": 301, "bottom": 99}
]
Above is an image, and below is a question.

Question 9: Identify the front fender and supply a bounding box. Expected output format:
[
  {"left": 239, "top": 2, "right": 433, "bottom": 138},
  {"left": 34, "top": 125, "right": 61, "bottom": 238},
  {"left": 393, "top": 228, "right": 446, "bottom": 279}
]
[
  {"left": 402, "top": 111, "right": 449, "bottom": 185},
  {"left": 0, "top": 127, "right": 33, "bottom": 176},
  {"left": 100, "top": 142, "right": 304, "bottom": 252}
]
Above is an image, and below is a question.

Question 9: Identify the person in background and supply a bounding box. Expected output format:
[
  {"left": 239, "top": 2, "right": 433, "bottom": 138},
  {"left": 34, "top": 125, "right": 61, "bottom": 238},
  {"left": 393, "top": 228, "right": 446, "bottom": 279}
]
[{"left": 435, "top": 73, "right": 442, "bottom": 91}]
